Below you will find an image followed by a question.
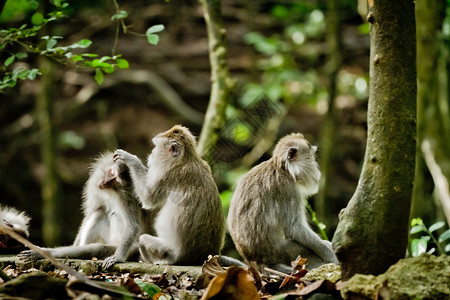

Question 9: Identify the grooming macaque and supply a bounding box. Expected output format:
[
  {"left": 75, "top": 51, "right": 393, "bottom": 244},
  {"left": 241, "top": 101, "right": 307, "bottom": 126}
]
[
  {"left": 227, "top": 133, "right": 338, "bottom": 271},
  {"left": 19, "top": 152, "right": 155, "bottom": 268},
  {"left": 0, "top": 205, "right": 30, "bottom": 253},
  {"left": 113, "top": 125, "right": 225, "bottom": 265}
]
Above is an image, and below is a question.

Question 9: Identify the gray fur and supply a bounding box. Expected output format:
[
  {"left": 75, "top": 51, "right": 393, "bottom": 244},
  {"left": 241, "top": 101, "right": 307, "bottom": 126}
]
[
  {"left": 19, "top": 152, "right": 155, "bottom": 269},
  {"left": 114, "top": 125, "right": 225, "bottom": 265},
  {"left": 227, "top": 133, "right": 338, "bottom": 270}
]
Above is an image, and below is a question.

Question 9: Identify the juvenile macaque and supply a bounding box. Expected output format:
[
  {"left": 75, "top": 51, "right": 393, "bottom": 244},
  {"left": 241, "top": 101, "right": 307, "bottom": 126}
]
[
  {"left": 0, "top": 205, "right": 30, "bottom": 252},
  {"left": 114, "top": 125, "right": 225, "bottom": 265},
  {"left": 227, "top": 133, "right": 338, "bottom": 270},
  {"left": 19, "top": 152, "right": 155, "bottom": 268}
]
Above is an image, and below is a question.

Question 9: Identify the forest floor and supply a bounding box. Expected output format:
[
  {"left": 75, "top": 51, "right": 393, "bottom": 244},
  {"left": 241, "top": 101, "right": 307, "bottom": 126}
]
[{"left": 0, "top": 253, "right": 449, "bottom": 299}]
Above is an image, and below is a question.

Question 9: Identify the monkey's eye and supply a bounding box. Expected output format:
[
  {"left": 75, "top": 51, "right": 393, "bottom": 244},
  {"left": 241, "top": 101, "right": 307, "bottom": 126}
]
[{"left": 173, "top": 129, "right": 179, "bottom": 134}]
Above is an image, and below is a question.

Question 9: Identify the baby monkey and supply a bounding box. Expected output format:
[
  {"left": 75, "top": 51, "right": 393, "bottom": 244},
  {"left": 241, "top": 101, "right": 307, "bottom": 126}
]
[
  {"left": 114, "top": 125, "right": 225, "bottom": 265},
  {"left": 19, "top": 152, "right": 154, "bottom": 269},
  {"left": 227, "top": 133, "right": 338, "bottom": 271}
]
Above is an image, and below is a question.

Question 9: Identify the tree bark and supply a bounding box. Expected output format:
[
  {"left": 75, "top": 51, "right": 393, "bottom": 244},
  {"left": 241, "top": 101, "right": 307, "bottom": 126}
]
[
  {"left": 332, "top": 0, "right": 416, "bottom": 280},
  {"left": 37, "top": 58, "right": 62, "bottom": 246},
  {"left": 196, "top": 0, "right": 232, "bottom": 160}
]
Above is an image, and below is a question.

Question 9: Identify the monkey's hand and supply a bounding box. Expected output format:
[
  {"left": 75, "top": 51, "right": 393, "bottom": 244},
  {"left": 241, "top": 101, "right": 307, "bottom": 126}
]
[
  {"left": 102, "top": 254, "right": 124, "bottom": 269},
  {"left": 113, "top": 149, "right": 141, "bottom": 168},
  {"left": 17, "top": 249, "right": 44, "bottom": 263}
]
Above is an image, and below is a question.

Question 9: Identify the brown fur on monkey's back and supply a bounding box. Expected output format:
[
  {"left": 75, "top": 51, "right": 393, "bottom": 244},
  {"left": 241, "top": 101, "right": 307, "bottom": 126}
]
[
  {"left": 228, "top": 158, "right": 299, "bottom": 265},
  {"left": 161, "top": 126, "right": 225, "bottom": 264}
]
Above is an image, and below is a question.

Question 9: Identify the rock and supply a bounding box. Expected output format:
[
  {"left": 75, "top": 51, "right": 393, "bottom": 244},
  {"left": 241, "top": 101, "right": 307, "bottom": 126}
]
[{"left": 340, "top": 253, "right": 450, "bottom": 299}]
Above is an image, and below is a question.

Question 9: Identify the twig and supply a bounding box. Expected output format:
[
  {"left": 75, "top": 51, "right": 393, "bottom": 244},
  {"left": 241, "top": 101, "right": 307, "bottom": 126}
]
[
  {"left": 263, "top": 267, "right": 296, "bottom": 279},
  {"left": 421, "top": 139, "right": 450, "bottom": 225},
  {"left": 0, "top": 223, "right": 136, "bottom": 298}
]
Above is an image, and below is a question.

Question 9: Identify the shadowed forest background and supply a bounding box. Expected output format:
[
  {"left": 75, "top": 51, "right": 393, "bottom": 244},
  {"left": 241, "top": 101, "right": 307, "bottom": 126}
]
[{"left": 0, "top": 0, "right": 449, "bottom": 260}]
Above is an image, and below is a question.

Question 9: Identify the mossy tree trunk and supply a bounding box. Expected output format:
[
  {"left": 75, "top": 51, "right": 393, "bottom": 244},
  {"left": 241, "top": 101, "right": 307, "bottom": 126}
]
[
  {"left": 37, "top": 58, "right": 62, "bottom": 246},
  {"left": 332, "top": 0, "right": 416, "bottom": 279},
  {"left": 196, "top": 0, "right": 232, "bottom": 159}
]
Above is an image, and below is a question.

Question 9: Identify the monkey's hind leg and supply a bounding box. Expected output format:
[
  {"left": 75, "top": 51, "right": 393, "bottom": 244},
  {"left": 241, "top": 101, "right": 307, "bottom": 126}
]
[
  {"left": 280, "top": 240, "right": 330, "bottom": 270},
  {"left": 139, "top": 234, "right": 176, "bottom": 265}
]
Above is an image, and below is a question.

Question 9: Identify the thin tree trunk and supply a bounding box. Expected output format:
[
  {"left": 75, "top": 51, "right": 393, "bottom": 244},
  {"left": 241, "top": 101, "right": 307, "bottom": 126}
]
[
  {"left": 411, "top": 0, "right": 446, "bottom": 224},
  {"left": 332, "top": 0, "right": 416, "bottom": 279},
  {"left": 37, "top": 58, "right": 62, "bottom": 246},
  {"left": 316, "top": 0, "right": 341, "bottom": 231},
  {"left": 197, "top": 0, "right": 232, "bottom": 160}
]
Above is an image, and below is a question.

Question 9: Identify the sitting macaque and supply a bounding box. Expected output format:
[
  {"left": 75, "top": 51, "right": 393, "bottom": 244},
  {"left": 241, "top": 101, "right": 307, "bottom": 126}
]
[
  {"left": 227, "top": 133, "right": 338, "bottom": 271},
  {"left": 19, "top": 152, "right": 156, "bottom": 269},
  {"left": 113, "top": 125, "right": 225, "bottom": 265},
  {"left": 0, "top": 205, "right": 30, "bottom": 253}
]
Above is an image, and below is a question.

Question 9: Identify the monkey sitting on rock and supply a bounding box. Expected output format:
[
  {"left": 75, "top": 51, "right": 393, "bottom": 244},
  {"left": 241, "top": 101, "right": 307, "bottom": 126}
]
[
  {"left": 227, "top": 132, "right": 338, "bottom": 271},
  {"left": 19, "top": 152, "right": 156, "bottom": 269},
  {"left": 114, "top": 125, "right": 225, "bottom": 265}
]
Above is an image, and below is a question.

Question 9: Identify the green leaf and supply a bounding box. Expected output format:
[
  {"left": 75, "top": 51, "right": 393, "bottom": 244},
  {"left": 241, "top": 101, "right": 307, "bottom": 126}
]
[
  {"left": 411, "top": 218, "right": 423, "bottom": 226},
  {"left": 429, "top": 221, "right": 445, "bottom": 233},
  {"left": 99, "top": 56, "right": 112, "bottom": 63},
  {"left": 438, "top": 229, "right": 450, "bottom": 242},
  {"left": 136, "top": 281, "right": 161, "bottom": 297},
  {"left": 31, "top": 12, "right": 44, "bottom": 25},
  {"left": 445, "top": 243, "right": 450, "bottom": 253},
  {"left": 27, "top": 68, "right": 40, "bottom": 80},
  {"left": 115, "top": 58, "right": 129, "bottom": 69},
  {"left": 46, "top": 38, "right": 58, "bottom": 50},
  {"left": 146, "top": 34, "right": 159, "bottom": 45},
  {"left": 82, "top": 53, "right": 98, "bottom": 58},
  {"left": 15, "top": 52, "right": 28, "bottom": 59},
  {"left": 74, "top": 39, "right": 92, "bottom": 48},
  {"left": 146, "top": 24, "right": 164, "bottom": 45},
  {"left": 146, "top": 24, "right": 165, "bottom": 34},
  {"left": 5, "top": 55, "right": 15, "bottom": 67},
  {"left": 111, "top": 10, "right": 128, "bottom": 21},
  {"left": 411, "top": 236, "right": 429, "bottom": 257},
  {"left": 94, "top": 68, "right": 104, "bottom": 85},
  {"left": 410, "top": 224, "right": 426, "bottom": 235}
]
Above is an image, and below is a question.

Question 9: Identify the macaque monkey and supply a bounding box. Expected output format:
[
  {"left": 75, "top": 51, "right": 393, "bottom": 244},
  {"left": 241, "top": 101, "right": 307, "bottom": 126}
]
[
  {"left": 227, "top": 133, "right": 338, "bottom": 271},
  {"left": 19, "top": 152, "right": 155, "bottom": 269},
  {"left": 0, "top": 205, "right": 30, "bottom": 252},
  {"left": 113, "top": 125, "right": 225, "bottom": 265}
]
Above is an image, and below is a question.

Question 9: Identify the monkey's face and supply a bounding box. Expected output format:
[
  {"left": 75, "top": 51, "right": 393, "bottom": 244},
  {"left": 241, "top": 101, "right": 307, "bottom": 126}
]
[
  {"left": 151, "top": 135, "right": 186, "bottom": 167},
  {"left": 150, "top": 125, "right": 196, "bottom": 164}
]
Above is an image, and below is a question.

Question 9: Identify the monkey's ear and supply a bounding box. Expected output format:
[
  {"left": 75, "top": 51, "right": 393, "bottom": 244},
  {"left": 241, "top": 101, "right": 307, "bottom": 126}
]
[
  {"left": 170, "top": 142, "right": 181, "bottom": 157},
  {"left": 311, "top": 145, "right": 318, "bottom": 153},
  {"left": 287, "top": 147, "right": 297, "bottom": 160}
]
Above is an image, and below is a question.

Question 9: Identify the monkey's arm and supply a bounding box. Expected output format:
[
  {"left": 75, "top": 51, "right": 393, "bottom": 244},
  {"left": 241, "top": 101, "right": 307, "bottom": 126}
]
[
  {"left": 288, "top": 222, "right": 338, "bottom": 264},
  {"left": 113, "top": 150, "right": 148, "bottom": 202}
]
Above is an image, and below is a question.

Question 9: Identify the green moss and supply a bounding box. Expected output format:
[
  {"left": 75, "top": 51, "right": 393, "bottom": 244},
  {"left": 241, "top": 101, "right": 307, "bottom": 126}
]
[{"left": 341, "top": 254, "right": 450, "bottom": 299}]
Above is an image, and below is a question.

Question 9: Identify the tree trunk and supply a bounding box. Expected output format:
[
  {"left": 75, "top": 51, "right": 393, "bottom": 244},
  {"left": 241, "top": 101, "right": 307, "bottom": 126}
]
[
  {"left": 316, "top": 0, "right": 342, "bottom": 233},
  {"left": 37, "top": 58, "right": 62, "bottom": 246},
  {"left": 413, "top": 0, "right": 450, "bottom": 225},
  {"left": 411, "top": 0, "right": 446, "bottom": 224},
  {"left": 332, "top": 0, "right": 416, "bottom": 280},
  {"left": 196, "top": 0, "right": 232, "bottom": 160}
]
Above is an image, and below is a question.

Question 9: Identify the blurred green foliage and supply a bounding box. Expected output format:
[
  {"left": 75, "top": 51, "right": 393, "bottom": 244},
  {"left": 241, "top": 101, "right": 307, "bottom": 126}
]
[
  {"left": 0, "top": 0, "right": 164, "bottom": 90},
  {"left": 409, "top": 218, "right": 450, "bottom": 257}
]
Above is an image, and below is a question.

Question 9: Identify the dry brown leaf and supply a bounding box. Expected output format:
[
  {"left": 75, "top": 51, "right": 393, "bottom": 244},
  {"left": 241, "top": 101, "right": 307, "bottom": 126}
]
[{"left": 200, "top": 266, "right": 259, "bottom": 300}]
